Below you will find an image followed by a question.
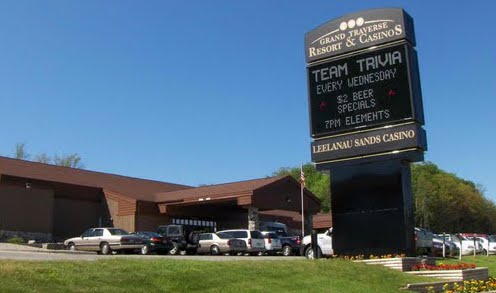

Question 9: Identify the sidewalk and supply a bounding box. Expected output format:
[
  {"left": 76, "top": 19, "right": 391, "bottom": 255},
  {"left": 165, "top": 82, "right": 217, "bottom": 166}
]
[{"left": 0, "top": 242, "right": 94, "bottom": 255}]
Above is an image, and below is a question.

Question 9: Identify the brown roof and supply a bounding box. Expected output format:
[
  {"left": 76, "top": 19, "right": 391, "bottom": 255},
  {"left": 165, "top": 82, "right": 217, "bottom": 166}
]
[
  {"left": 0, "top": 156, "right": 191, "bottom": 201},
  {"left": 313, "top": 212, "right": 332, "bottom": 229},
  {"left": 154, "top": 176, "right": 286, "bottom": 202}
]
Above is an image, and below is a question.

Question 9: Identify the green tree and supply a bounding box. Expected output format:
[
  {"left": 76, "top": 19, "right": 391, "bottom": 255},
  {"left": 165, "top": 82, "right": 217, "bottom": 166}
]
[
  {"left": 10, "top": 143, "right": 85, "bottom": 169},
  {"left": 53, "top": 153, "right": 84, "bottom": 169},
  {"left": 34, "top": 153, "right": 52, "bottom": 164},
  {"left": 14, "top": 143, "right": 29, "bottom": 160},
  {"left": 273, "top": 163, "right": 331, "bottom": 212},
  {"left": 411, "top": 162, "right": 496, "bottom": 234}
]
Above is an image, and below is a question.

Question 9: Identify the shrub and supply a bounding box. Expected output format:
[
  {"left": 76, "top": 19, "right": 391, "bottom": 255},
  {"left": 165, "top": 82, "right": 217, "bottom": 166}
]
[{"left": 6, "top": 236, "right": 25, "bottom": 244}]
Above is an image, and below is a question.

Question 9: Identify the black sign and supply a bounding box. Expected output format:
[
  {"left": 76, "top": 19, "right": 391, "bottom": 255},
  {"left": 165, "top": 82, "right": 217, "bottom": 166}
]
[
  {"left": 311, "top": 123, "right": 426, "bottom": 163},
  {"left": 308, "top": 42, "right": 423, "bottom": 138},
  {"left": 305, "top": 8, "right": 415, "bottom": 63}
]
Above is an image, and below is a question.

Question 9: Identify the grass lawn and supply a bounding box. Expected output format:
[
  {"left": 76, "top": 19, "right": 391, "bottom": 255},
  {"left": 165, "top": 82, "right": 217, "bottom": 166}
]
[
  {"left": 443, "top": 255, "right": 496, "bottom": 275},
  {"left": 0, "top": 258, "right": 434, "bottom": 293}
]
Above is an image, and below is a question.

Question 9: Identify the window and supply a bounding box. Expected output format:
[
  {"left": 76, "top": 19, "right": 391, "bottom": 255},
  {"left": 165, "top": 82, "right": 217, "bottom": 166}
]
[
  {"left": 229, "top": 231, "right": 248, "bottom": 238},
  {"left": 94, "top": 229, "right": 104, "bottom": 237},
  {"left": 81, "top": 229, "right": 95, "bottom": 238},
  {"left": 108, "top": 228, "right": 129, "bottom": 236},
  {"left": 250, "top": 231, "right": 263, "bottom": 239},
  {"left": 168, "top": 226, "right": 181, "bottom": 235},
  {"left": 216, "top": 232, "right": 233, "bottom": 239}
]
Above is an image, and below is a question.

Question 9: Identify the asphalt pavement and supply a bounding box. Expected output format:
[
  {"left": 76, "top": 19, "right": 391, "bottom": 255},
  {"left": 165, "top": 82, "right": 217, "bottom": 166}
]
[{"left": 0, "top": 243, "right": 304, "bottom": 261}]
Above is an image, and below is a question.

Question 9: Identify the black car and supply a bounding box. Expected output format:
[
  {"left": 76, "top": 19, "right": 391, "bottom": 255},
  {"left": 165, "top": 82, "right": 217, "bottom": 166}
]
[
  {"left": 131, "top": 231, "right": 174, "bottom": 255},
  {"left": 157, "top": 225, "right": 200, "bottom": 255}
]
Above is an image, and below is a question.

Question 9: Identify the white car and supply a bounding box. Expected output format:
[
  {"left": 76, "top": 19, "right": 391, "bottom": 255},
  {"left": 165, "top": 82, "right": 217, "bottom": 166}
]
[
  {"left": 64, "top": 227, "right": 143, "bottom": 255},
  {"left": 301, "top": 228, "right": 333, "bottom": 259},
  {"left": 440, "top": 234, "right": 475, "bottom": 255},
  {"left": 217, "top": 229, "right": 265, "bottom": 255},
  {"left": 261, "top": 231, "right": 282, "bottom": 255},
  {"left": 470, "top": 236, "right": 496, "bottom": 254}
]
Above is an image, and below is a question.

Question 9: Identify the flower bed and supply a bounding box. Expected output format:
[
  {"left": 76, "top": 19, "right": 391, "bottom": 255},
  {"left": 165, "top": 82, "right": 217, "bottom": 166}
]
[
  {"left": 411, "top": 263, "right": 476, "bottom": 271},
  {"left": 406, "top": 267, "right": 488, "bottom": 282},
  {"left": 357, "top": 257, "right": 436, "bottom": 272}
]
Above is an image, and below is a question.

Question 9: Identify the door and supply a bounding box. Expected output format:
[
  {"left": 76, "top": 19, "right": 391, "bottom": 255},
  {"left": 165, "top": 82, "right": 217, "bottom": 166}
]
[{"left": 79, "top": 229, "right": 96, "bottom": 251}]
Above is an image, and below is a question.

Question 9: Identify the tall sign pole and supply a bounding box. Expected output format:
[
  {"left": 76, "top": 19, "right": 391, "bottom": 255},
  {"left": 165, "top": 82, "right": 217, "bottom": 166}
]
[
  {"left": 304, "top": 8, "right": 426, "bottom": 256},
  {"left": 301, "top": 164, "right": 305, "bottom": 237}
]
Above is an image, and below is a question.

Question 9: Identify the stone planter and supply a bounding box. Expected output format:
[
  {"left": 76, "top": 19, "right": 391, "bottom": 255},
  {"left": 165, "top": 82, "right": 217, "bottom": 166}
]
[
  {"left": 406, "top": 267, "right": 489, "bottom": 282},
  {"left": 357, "top": 257, "right": 436, "bottom": 272}
]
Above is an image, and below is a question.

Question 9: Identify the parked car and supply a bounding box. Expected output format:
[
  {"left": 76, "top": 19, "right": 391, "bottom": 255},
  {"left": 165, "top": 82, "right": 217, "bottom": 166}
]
[
  {"left": 217, "top": 229, "right": 265, "bottom": 255},
  {"left": 260, "top": 221, "right": 301, "bottom": 256},
  {"left": 197, "top": 232, "right": 246, "bottom": 255},
  {"left": 64, "top": 227, "right": 143, "bottom": 255},
  {"left": 440, "top": 234, "right": 475, "bottom": 255},
  {"left": 261, "top": 231, "right": 282, "bottom": 255},
  {"left": 300, "top": 228, "right": 333, "bottom": 259},
  {"left": 414, "top": 227, "right": 433, "bottom": 255},
  {"left": 157, "top": 224, "right": 200, "bottom": 255},
  {"left": 432, "top": 234, "right": 459, "bottom": 257},
  {"left": 487, "top": 235, "right": 496, "bottom": 254},
  {"left": 131, "top": 231, "right": 174, "bottom": 255},
  {"left": 466, "top": 236, "right": 487, "bottom": 254}
]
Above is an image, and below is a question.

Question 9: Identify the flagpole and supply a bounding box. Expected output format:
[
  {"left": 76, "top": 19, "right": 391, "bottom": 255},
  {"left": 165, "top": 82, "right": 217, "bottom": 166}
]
[{"left": 301, "top": 164, "right": 305, "bottom": 237}]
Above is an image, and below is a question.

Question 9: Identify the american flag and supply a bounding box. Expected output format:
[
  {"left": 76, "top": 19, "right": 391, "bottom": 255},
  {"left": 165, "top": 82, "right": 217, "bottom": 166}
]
[{"left": 300, "top": 167, "right": 305, "bottom": 188}]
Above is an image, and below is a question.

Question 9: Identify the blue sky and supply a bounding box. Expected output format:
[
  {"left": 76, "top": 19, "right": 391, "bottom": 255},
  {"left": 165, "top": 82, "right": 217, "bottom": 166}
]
[{"left": 0, "top": 1, "right": 495, "bottom": 199}]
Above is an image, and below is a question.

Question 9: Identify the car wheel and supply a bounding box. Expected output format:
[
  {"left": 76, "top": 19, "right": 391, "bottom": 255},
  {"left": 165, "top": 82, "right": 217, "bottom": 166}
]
[
  {"left": 68, "top": 242, "right": 76, "bottom": 252},
  {"left": 305, "top": 247, "right": 315, "bottom": 259},
  {"left": 210, "top": 245, "right": 220, "bottom": 255},
  {"left": 140, "top": 245, "right": 150, "bottom": 255},
  {"left": 282, "top": 245, "right": 292, "bottom": 256},
  {"left": 169, "top": 242, "right": 179, "bottom": 255},
  {"left": 100, "top": 242, "right": 111, "bottom": 255}
]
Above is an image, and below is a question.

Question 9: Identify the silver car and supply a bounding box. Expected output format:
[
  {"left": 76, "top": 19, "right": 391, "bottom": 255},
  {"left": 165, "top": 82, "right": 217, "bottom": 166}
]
[
  {"left": 64, "top": 228, "right": 143, "bottom": 255},
  {"left": 217, "top": 229, "right": 265, "bottom": 255},
  {"left": 197, "top": 232, "right": 246, "bottom": 255}
]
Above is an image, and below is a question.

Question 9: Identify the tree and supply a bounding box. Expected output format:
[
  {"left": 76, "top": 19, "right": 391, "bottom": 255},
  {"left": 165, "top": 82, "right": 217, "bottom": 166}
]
[
  {"left": 14, "top": 143, "right": 29, "bottom": 160},
  {"left": 10, "top": 143, "right": 85, "bottom": 169},
  {"left": 53, "top": 153, "right": 84, "bottom": 169},
  {"left": 34, "top": 153, "right": 52, "bottom": 164},
  {"left": 273, "top": 163, "right": 331, "bottom": 212},
  {"left": 411, "top": 161, "right": 496, "bottom": 234}
]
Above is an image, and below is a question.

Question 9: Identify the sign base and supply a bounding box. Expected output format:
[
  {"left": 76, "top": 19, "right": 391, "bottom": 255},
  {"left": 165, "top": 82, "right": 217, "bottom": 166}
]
[{"left": 328, "top": 158, "right": 415, "bottom": 256}]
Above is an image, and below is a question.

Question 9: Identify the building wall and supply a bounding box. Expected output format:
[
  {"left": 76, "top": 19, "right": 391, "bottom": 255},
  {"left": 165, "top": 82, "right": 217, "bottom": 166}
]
[
  {"left": 106, "top": 197, "right": 135, "bottom": 232},
  {"left": 135, "top": 201, "right": 171, "bottom": 231},
  {"left": 53, "top": 198, "right": 100, "bottom": 239},
  {"left": 0, "top": 180, "right": 54, "bottom": 235},
  {"left": 216, "top": 209, "right": 248, "bottom": 231}
]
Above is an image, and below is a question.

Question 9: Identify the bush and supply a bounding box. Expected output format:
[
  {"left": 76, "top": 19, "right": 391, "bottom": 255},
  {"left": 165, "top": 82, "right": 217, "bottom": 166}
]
[{"left": 6, "top": 236, "right": 25, "bottom": 244}]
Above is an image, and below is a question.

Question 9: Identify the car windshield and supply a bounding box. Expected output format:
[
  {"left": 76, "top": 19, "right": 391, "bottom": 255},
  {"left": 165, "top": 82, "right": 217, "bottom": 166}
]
[
  {"left": 108, "top": 228, "right": 129, "bottom": 235},
  {"left": 489, "top": 236, "right": 496, "bottom": 242},
  {"left": 216, "top": 232, "right": 233, "bottom": 239}
]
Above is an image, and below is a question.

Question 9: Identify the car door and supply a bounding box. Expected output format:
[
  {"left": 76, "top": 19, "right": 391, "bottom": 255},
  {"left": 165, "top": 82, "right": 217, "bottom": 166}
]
[
  {"left": 320, "top": 229, "right": 333, "bottom": 255},
  {"left": 198, "top": 234, "right": 212, "bottom": 254},
  {"left": 89, "top": 229, "right": 104, "bottom": 251},
  {"left": 79, "top": 229, "right": 96, "bottom": 251}
]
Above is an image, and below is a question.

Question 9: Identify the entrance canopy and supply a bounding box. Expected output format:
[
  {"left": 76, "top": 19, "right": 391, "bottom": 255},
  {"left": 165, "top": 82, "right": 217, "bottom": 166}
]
[{"left": 155, "top": 176, "right": 321, "bottom": 216}]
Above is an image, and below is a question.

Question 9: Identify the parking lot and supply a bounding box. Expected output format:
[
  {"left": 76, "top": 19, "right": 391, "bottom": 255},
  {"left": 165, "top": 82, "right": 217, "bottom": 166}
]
[{"left": 0, "top": 243, "right": 303, "bottom": 262}]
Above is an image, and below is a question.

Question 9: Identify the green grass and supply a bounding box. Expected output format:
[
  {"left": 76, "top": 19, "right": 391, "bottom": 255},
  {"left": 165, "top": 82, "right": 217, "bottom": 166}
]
[
  {"left": 0, "top": 258, "right": 433, "bottom": 292},
  {"left": 443, "top": 255, "right": 496, "bottom": 276}
]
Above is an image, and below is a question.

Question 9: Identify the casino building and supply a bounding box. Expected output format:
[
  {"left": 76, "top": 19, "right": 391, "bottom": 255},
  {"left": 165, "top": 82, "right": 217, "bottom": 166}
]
[{"left": 0, "top": 156, "right": 322, "bottom": 241}]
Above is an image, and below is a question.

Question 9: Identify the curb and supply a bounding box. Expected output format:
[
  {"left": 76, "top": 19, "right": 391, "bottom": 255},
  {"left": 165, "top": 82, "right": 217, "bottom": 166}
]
[{"left": 0, "top": 249, "right": 95, "bottom": 255}]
